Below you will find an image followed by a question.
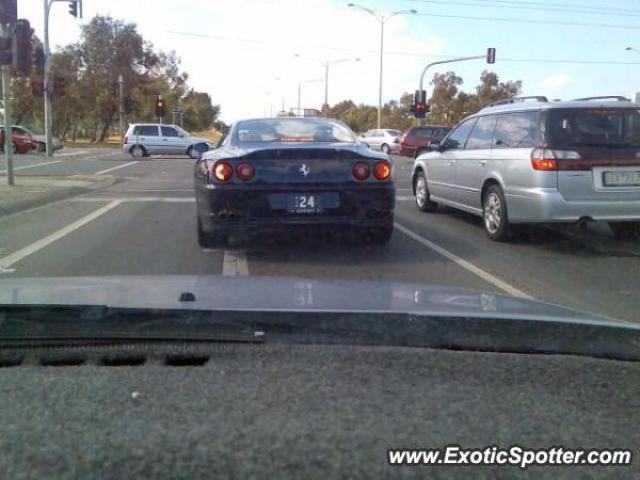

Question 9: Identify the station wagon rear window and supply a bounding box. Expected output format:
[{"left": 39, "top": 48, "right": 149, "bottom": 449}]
[
  {"left": 236, "top": 119, "right": 355, "bottom": 143},
  {"left": 547, "top": 108, "right": 640, "bottom": 148}
]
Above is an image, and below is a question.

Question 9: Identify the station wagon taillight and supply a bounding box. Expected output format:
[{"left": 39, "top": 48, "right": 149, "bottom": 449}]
[
  {"left": 352, "top": 161, "right": 370, "bottom": 181},
  {"left": 373, "top": 160, "right": 391, "bottom": 181},
  {"left": 213, "top": 161, "right": 233, "bottom": 182},
  {"left": 530, "top": 148, "right": 581, "bottom": 171},
  {"left": 236, "top": 162, "right": 255, "bottom": 181}
]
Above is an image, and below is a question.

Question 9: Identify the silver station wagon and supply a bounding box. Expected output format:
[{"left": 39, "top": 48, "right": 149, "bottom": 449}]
[{"left": 412, "top": 96, "right": 640, "bottom": 241}]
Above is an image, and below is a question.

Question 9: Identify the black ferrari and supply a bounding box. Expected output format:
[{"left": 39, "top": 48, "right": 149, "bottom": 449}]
[{"left": 194, "top": 117, "right": 395, "bottom": 247}]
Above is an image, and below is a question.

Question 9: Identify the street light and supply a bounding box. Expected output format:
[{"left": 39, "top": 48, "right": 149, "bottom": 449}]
[
  {"left": 297, "top": 78, "right": 323, "bottom": 116},
  {"left": 626, "top": 46, "right": 640, "bottom": 55},
  {"left": 348, "top": 3, "right": 417, "bottom": 128},
  {"left": 294, "top": 54, "right": 361, "bottom": 108}
]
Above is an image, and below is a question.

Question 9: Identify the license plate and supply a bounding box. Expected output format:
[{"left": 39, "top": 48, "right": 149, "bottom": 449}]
[
  {"left": 603, "top": 170, "right": 640, "bottom": 187},
  {"left": 287, "top": 194, "right": 321, "bottom": 213}
]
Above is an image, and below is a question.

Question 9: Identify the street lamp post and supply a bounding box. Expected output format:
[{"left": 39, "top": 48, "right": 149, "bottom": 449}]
[
  {"left": 347, "top": 4, "right": 416, "bottom": 128},
  {"left": 294, "top": 54, "right": 360, "bottom": 108}
]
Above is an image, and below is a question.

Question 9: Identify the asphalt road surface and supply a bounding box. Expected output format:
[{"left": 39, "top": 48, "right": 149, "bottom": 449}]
[{"left": 1, "top": 147, "right": 639, "bottom": 322}]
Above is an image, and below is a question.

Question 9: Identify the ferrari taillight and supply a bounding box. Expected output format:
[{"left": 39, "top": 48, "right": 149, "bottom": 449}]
[
  {"left": 236, "top": 162, "right": 255, "bottom": 181},
  {"left": 373, "top": 161, "right": 391, "bottom": 181},
  {"left": 352, "top": 161, "right": 370, "bottom": 181},
  {"left": 213, "top": 161, "right": 233, "bottom": 182}
]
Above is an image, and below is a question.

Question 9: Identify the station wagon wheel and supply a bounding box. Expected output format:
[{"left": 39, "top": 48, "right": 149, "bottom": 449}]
[
  {"left": 414, "top": 171, "right": 438, "bottom": 212},
  {"left": 381, "top": 143, "right": 391, "bottom": 154},
  {"left": 483, "top": 184, "right": 512, "bottom": 241},
  {"left": 187, "top": 146, "right": 197, "bottom": 159},
  {"left": 130, "top": 145, "right": 146, "bottom": 159}
]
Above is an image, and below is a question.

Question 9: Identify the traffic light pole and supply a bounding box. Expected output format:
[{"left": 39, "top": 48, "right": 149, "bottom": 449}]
[
  {"left": 416, "top": 50, "right": 496, "bottom": 125},
  {"left": 43, "top": 0, "right": 81, "bottom": 157}
]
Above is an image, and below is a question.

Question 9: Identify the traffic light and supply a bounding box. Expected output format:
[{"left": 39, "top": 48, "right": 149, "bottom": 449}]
[
  {"left": 53, "top": 75, "right": 66, "bottom": 99},
  {"left": 155, "top": 97, "right": 166, "bottom": 118},
  {"left": 68, "top": 0, "right": 78, "bottom": 18},
  {"left": 14, "top": 19, "right": 32, "bottom": 77},
  {"left": 412, "top": 89, "right": 429, "bottom": 119},
  {"left": 487, "top": 47, "right": 496, "bottom": 64},
  {"left": 31, "top": 77, "right": 44, "bottom": 97},
  {"left": 0, "top": 0, "right": 17, "bottom": 25},
  {"left": 33, "top": 46, "right": 45, "bottom": 76}
]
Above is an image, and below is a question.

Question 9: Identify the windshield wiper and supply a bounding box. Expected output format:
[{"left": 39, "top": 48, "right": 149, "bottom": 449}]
[{"left": 0, "top": 305, "right": 265, "bottom": 345}]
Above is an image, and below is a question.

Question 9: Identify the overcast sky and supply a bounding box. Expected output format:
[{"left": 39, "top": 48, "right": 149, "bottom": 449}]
[{"left": 18, "top": 0, "right": 640, "bottom": 123}]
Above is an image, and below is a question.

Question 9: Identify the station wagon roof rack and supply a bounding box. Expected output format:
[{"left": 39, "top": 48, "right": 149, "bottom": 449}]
[
  {"left": 572, "top": 96, "right": 631, "bottom": 102},
  {"left": 484, "top": 96, "right": 549, "bottom": 108}
]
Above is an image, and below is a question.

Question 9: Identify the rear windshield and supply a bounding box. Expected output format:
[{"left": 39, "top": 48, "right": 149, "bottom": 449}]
[
  {"left": 236, "top": 119, "right": 355, "bottom": 143},
  {"left": 547, "top": 108, "right": 640, "bottom": 148}
]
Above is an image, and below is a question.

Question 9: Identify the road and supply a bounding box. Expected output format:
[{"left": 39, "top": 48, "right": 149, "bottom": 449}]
[{"left": 1, "top": 147, "right": 639, "bottom": 322}]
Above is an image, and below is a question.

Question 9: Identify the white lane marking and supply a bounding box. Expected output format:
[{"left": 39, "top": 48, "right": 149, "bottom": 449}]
[
  {"left": 71, "top": 197, "right": 194, "bottom": 203},
  {"left": 397, "top": 188, "right": 412, "bottom": 193},
  {"left": 222, "top": 250, "right": 249, "bottom": 276},
  {"left": 396, "top": 196, "right": 413, "bottom": 202},
  {"left": 0, "top": 160, "right": 61, "bottom": 175},
  {"left": 0, "top": 200, "right": 123, "bottom": 269},
  {"left": 395, "top": 222, "right": 533, "bottom": 299},
  {"left": 94, "top": 161, "right": 139, "bottom": 176}
]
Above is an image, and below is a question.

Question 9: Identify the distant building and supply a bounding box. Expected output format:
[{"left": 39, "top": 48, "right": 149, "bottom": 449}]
[{"left": 635, "top": 92, "right": 640, "bottom": 103}]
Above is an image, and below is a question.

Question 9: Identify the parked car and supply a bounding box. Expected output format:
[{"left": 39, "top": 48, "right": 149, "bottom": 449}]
[
  {"left": 412, "top": 96, "right": 640, "bottom": 241},
  {"left": 194, "top": 117, "right": 395, "bottom": 246},
  {"left": 399, "top": 125, "right": 451, "bottom": 158},
  {"left": 0, "top": 126, "right": 37, "bottom": 154},
  {"left": 359, "top": 129, "right": 402, "bottom": 154},
  {"left": 123, "top": 123, "right": 215, "bottom": 159},
  {"left": 13, "top": 126, "right": 64, "bottom": 153}
]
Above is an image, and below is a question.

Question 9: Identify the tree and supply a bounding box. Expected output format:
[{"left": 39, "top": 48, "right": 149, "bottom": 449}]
[
  {"left": 475, "top": 70, "right": 522, "bottom": 108},
  {"left": 79, "top": 16, "right": 147, "bottom": 142},
  {"left": 424, "top": 70, "right": 522, "bottom": 126},
  {"left": 181, "top": 90, "right": 219, "bottom": 132},
  {"left": 427, "top": 72, "right": 463, "bottom": 125}
]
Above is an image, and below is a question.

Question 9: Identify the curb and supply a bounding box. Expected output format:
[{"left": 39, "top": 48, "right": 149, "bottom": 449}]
[{"left": 0, "top": 175, "right": 118, "bottom": 219}]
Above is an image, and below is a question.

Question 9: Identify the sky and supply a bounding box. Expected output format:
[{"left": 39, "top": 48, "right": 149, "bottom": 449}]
[{"left": 17, "top": 0, "right": 640, "bottom": 124}]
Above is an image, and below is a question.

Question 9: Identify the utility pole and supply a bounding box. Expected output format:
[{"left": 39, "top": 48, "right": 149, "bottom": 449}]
[
  {"left": 43, "top": 0, "right": 53, "bottom": 157},
  {"left": 1, "top": 20, "right": 14, "bottom": 186}
]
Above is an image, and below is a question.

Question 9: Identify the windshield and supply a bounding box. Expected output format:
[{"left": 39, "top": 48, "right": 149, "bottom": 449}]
[
  {"left": 547, "top": 108, "right": 640, "bottom": 148},
  {"left": 0, "top": 0, "right": 638, "bottom": 331},
  {"left": 236, "top": 118, "right": 355, "bottom": 143}
]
